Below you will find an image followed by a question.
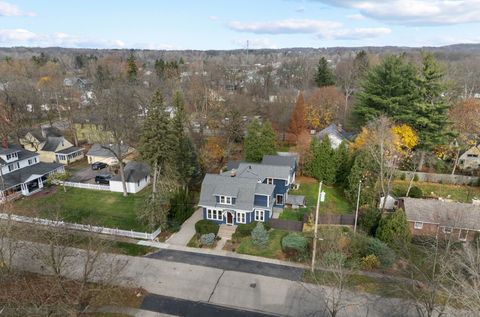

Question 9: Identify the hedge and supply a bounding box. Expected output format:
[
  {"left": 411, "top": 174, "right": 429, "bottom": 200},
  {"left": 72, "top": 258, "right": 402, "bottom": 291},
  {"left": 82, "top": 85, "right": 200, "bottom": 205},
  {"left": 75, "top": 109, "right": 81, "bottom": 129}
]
[
  {"left": 281, "top": 233, "right": 308, "bottom": 259},
  {"left": 195, "top": 220, "right": 219, "bottom": 235}
]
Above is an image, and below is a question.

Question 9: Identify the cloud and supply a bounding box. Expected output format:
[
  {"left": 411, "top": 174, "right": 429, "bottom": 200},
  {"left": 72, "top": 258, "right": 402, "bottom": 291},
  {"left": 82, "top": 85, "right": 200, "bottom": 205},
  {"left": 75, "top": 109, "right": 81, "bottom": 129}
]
[
  {"left": 232, "top": 38, "right": 278, "bottom": 49},
  {"left": 0, "top": 29, "right": 125, "bottom": 48},
  {"left": 208, "top": 15, "right": 219, "bottom": 21},
  {"left": 227, "top": 18, "right": 390, "bottom": 40},
  {"left": 0, "top": 1, "right": 35, "bottom": 17},
  {"left": 228, "top": 19, "right": 342, "bottom": 34},
  {"left": 347, "top": 14, "right": 366, "bottom": 21},
  {"left": 315, "top": 0, "right": 480, "bottom": 25},
  {"left": 295, "top": 6, "right": 305, "bottom": 12}
]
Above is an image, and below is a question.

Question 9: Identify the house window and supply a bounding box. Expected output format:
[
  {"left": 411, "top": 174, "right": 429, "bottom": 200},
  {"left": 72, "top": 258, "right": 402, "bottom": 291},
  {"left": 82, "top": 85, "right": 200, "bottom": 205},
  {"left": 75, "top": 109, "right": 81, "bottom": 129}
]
[
  {"left": 459, "top": 229, "right": 468, "bottom": 241},
  {"left": 207, "top": 209, "right": 212, "bottom": 219},
  {"left": 443, "top": 226, "right": 453, "bottom": 234},
  {"left": 467, "top": 154, "right": 479, "bottom": 158},
  {"left": 206, "top": 209, "right": 223, "bottom": 221},
  {"left": 276, "top": 194, "right": 284, "bottom": 205},
  {"left": 236, "top": 212, "right": 246, "bottom": 224},
  {"left": 6, "top": 152, "right": 17, "bottom": 160},
  {"left": 266, "top": 178, "right": 273, "bottom": 185},
  {"left": 219, "top": 196, "right": 233, "bottom": 205},
  {"left": 414, "top": 222, "right": 423, "bottom": 229},
  {"left": 255, "top": 210, "right": 265, "bottom": 222},
  {"left": 7, "top": 162, "right": 20, "bottom": 172}
]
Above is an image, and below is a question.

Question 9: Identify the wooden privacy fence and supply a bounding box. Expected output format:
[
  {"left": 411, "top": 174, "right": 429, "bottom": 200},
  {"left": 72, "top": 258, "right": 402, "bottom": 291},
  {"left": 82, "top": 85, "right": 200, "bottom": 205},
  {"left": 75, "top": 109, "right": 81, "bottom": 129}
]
[
  {"left": 269, "top": 219, "right": 304, "bottom": 232},
  {"left": 303, "top": 213, "right": 355, "bottom": 226},
  {"left": 0, "top": 213, "right": 161, "bottom": 240}
]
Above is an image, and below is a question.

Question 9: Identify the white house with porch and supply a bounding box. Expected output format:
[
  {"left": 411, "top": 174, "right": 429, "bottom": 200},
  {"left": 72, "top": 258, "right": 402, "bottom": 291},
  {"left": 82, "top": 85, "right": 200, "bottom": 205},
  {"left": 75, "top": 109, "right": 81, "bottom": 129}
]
[{"left": 0, "top": 145, "right": 64, "bottom": 201}]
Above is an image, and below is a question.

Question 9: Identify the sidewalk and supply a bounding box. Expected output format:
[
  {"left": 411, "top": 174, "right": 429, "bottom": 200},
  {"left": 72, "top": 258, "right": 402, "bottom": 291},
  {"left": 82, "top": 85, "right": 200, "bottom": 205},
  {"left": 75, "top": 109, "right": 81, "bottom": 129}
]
[{"left": 165, "top": 208, "right": 202, "bottom": 246}]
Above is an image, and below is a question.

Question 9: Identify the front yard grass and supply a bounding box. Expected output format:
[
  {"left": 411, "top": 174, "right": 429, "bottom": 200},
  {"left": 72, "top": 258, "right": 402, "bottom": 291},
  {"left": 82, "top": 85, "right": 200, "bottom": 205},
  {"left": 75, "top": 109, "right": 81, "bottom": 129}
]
[
  {"left": 392, "top": 180, "right": 480, "bottom": 203},
  {"left": 236, "top": 229, "right": 288, "bottom": 260},
  {"left": 292, "top": 176, "right": 352, "bottom": 214},
  {"left": 13, "top": 186, "right": 149, "bottom": 232}
]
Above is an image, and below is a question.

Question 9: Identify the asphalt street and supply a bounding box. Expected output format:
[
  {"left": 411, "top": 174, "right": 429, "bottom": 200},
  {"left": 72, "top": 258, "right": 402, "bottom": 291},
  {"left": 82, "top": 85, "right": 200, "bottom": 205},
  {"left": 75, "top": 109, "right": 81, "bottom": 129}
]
[
  {"left": 147, "top": 249, "right": 305, "bottom": 281},
  {"left": 141, "top": 293, "right": 280, "bottom": 317}
]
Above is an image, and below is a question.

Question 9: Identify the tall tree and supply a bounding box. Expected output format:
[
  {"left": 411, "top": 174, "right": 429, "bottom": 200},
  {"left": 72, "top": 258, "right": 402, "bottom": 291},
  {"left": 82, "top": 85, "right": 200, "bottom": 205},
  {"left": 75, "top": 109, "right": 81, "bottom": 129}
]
[
  {"left": 244, "top": 119, "right": 276, "bottom": 162},
  {"left": 315, "top": 57, "right": 335, "bottom": 87},
  {"left": 334, "top": 141, "right": 351, "bottom": 188},
  {"left": 376, "top": 208, "right": 411, "bottom": 247},
  {"left": 346, "top": 150, "right": 378, "bottom": 206},
  {"left": 126, "top": 53, "right": 138, "bottom": 81},
  {"left": 288, "top": 92, "right": 307, "bottom": 139},
  {"left": 305, "top": 137, "right": 337, "bottom": 185}
]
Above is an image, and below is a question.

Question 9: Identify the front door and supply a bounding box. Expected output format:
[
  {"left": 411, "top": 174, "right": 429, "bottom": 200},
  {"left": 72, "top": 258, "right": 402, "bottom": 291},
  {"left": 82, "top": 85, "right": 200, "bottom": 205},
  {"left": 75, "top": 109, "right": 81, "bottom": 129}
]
[
  {"left": 226, "top": 212, "right": 233, "bottom": 225},
  {"left": 276, "top": 194, "right": 284, "bottom": 205}
]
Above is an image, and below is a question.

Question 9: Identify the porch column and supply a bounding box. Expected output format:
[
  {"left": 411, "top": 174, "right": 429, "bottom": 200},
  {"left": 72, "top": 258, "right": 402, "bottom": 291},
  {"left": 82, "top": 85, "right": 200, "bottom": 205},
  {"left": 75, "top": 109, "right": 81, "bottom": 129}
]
[
  {"left": 20, "top": 183, "right": 28, "bottom": 195},
  {"left": 38, "top": 177, "right": 44, "bottom": 189}
]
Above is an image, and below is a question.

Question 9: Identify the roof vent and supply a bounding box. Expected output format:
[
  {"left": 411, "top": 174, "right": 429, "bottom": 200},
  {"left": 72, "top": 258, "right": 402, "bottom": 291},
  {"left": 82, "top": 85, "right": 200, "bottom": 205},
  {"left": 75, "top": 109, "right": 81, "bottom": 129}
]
[{"left": 230, "top": 169, "right": 237, "bottom": 177}]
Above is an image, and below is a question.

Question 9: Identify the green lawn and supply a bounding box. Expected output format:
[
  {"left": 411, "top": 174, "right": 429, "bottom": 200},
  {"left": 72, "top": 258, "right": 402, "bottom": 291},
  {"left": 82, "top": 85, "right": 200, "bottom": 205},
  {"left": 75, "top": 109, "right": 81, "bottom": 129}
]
[
  {"left": 290, "top": 178, "right": 352, "bottom": 214},
  {"left": 13, "top": 187, "right": 149, "bottom": 231},
  {"left": 237, "top": 229, "right": 288, "bottom": 259},
  {"left": 393, "top": 180, "right": 480, "bottom": 203},
  {"left": 279, "top": 208, "right": 308, "bottom": 221}
]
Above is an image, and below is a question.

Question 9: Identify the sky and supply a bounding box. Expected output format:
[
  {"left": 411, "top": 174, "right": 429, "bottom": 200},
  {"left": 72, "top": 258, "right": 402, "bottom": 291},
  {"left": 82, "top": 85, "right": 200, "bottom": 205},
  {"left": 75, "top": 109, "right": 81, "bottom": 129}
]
[{"left": 1, "top": 0, "right": 480, "bottom": 49}]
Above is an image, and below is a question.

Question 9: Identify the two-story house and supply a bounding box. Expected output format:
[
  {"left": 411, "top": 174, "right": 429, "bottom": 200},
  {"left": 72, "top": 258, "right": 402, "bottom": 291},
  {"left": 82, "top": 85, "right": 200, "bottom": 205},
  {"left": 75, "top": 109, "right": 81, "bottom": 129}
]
[
  {"left": 0, "top": 144, "right": 65, "bottom": 201},
  {"left": 198, "top": 155, "right": 297, "bottom": 225},
  {"left": 20, "top": 128, "right": 84, "bottom": 165}
]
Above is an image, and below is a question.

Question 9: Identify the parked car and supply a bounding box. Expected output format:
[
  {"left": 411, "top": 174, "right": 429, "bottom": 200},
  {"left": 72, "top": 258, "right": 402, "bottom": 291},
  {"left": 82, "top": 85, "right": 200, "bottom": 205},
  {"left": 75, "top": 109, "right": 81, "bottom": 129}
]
[
  {"left": 91, "top": 162, "right": 108, "bottom": 170},
  {"left": 95, "top": 174, "right": 112, "bottom": 184}
]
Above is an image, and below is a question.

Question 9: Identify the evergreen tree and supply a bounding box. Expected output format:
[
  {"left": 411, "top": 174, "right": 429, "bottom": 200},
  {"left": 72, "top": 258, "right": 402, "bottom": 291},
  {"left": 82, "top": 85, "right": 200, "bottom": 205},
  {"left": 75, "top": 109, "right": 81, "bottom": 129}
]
[
  {"left": 251, "top": 222, "right": 268, "bottom": 248},
  {"left": 305, "top": 137, "right": 337, "bottom": 184},
  {"left": 359, "top": 207, "right": 381, "bottom": 236},
  {"left": 288, "top": 92, "right": 307, "bottom": 137},
  {"left": 126, "top": 53, "right": 138, "bottom": 81},
  {"left": 244, "top": 119, "right": 277, "bottom": 162},
  {"left": 334, "top": 141, "right": 351, "bottom": 188},
  {"left": 376, "top": 209, "right": 411, "bottom": 247},
  {"left": 345, "top": 150, "right": 378, "bottom": 205},
  {"left": 315, "top": 57, "right": 335, "bottom": 87},
  {"left": 172, "top": 91, "right": 201, "bottom": 189}
]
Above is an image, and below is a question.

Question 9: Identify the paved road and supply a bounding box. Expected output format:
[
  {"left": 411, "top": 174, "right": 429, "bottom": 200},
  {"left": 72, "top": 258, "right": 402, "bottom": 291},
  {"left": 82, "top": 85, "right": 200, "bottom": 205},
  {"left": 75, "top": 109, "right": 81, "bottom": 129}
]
[
  {"left": 166, "top": 209, "right": 202, "bottom": 246},
  {"left": 147, "top": 249, "right": 304, "bottom": 281},
  {"left": 141, "top": 294, "right": 279, "bottom": 317}
]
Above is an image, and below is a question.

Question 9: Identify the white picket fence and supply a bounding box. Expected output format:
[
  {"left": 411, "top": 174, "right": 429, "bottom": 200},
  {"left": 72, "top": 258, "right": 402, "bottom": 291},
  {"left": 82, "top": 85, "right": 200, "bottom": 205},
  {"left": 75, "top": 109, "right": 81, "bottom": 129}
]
[
  {"left": 0, "top": 213, "right": 161, "bottom": 240},
  {"left": 60, "top": 181, "right": 110, "bottom": 191}
]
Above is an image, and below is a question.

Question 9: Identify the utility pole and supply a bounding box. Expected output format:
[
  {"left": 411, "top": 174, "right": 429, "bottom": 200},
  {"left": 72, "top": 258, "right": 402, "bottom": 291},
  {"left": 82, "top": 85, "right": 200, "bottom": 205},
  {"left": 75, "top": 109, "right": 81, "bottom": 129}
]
[
  {"left": 354, "top": 180, "right": 362, "bottom": 234},
  {"left": 311, "top": 181, "right": 323, "bottom": 273}
]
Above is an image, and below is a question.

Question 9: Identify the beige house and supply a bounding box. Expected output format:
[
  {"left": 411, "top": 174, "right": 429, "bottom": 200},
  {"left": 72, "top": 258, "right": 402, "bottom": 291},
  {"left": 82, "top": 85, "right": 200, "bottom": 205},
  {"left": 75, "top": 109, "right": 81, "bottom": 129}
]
[
  {"left": 20, "top": 128, "right": 84, "bottom": 165},
  {"left": 459, "top": 145, "right": 480, "bottom": 170},
  {"left": 86, "top": 143, "right": 135, "bottom": 166}
]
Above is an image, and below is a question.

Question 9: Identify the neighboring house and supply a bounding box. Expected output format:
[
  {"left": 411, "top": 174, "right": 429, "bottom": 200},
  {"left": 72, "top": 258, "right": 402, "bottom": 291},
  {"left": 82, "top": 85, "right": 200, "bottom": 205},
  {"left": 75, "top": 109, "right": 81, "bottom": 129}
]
[
  {"left": 20, "top": 128, "right": 84, "bottom": 165},
  {"left": 400, "top": 197, "right": 480, "bottom": 241},
  {"left": 0, "top": 145, "right": 64, "bottom": 201},
  {"left": 199, "top": 155, "right": 300, "bottom": 225},
  {"left": 86, "top": 143, "right": 135, "bottom": 166},
  {"left": 109, "top": 161, "right": 150, "bottom": 194},
  {"left": 314, "top": 124, "right": 354, "bottom": 149},
  {"left": 458, "top": 145, "right": 480, "bottom": 170}
]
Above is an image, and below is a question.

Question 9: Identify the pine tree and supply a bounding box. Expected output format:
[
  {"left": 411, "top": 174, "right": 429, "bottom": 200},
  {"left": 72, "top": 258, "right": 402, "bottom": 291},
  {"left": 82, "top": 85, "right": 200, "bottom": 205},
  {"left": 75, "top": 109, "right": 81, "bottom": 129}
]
[
  {"left": 345, "top": 150, "right": 378, "bottom": 205},
  {"left": 305, "top": 137, "right": 337, "bottom": 184},
  {"left": 335, "top": 141, "right": 351, "bottom": 188},
  {"left": 126, "top": 53, "right": 138, "bottom": 81},
  {"left": 244, "top": 119, "right": 277, "bottom": 162},
  {"left": 376, "top": 208, "right": 411, "bottom": 247},
  {"left": 288, "top": 92, "right": 307, "bottom": 137},
  {"left": 251, "top": 222, "right": 268, "bottom": 248},
  {"left": 315, "top": 57, "right": 335, "bottom": 87}
]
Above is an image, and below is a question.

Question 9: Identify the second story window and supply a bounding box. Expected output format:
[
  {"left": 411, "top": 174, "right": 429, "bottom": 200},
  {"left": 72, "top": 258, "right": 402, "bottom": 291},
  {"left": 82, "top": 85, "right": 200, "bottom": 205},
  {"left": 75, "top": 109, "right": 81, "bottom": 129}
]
[
  {"left": 266, "top": 178, "right": 273, "bottom": 185},
  {"left": 219, "top": 196, "right": 233, "bottom": 205}
]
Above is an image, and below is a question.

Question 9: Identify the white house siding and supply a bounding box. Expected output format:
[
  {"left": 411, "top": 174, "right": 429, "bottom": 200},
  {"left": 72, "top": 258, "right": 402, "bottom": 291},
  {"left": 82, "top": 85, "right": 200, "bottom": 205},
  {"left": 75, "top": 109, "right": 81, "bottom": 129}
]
[
  {"left": 1, "top": 156, "right": 40, "bottom": 176},
  {"left": 109, "top": 176, "right": 150, "bottom": 194},
  {"left": 87, "top": 155, "right": 118, "bottom": 166}
]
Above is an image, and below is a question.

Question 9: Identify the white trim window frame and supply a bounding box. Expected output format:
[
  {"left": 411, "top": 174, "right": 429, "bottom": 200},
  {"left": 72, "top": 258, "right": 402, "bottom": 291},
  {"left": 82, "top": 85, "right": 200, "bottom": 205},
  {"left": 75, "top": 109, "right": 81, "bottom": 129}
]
[
  {"left": 236, "top": 212, "right": 246, "bottom": 224},
  {"left": 443, "top": 226, "right": 453, "bottom": 234},
  {"left": 219, "top": 195, "right": 233, "bottom": 205},
  {"left": 276, "top": 194, "right": 284, "bottom": 205},
  {"left": 458, "top": 229, "right": 468, "bottom": 242},
  {"left": 206, "top": 208, "right": 223, "bottom": 221},
  {"left": 255, "top": 210, "right": 265, "bottom": 222},
  {"left": 266, "top": 178, "right": 273, "bottom": 185},
  {"left": 414, "top": 222, "right": 423, "bottom": 230}
]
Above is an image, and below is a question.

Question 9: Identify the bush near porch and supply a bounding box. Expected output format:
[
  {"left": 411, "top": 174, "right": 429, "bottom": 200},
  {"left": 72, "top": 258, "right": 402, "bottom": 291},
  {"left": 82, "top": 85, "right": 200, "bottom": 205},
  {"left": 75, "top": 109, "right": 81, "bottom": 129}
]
[{"left": 12, "top": 187, "right": 149, "bottom": 232}]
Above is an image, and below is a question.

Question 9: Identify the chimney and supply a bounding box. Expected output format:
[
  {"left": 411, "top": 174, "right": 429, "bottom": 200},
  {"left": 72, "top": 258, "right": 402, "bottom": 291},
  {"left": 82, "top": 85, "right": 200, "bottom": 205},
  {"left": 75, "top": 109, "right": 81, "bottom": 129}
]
[
  {"left": 2, "top": 138, "right": 7, "bottom": 149},
  {"left": 230, "top": 169, "right": 237, "bottom": 177}
]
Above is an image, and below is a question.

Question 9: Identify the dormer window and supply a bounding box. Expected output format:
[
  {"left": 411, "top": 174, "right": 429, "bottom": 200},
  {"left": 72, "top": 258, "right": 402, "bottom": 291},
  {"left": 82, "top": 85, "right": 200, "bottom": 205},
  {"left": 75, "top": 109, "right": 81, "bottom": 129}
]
[
  {"left": 6, "top": 152, "right": 18, "bottom": 160},
  {"left": 219, "top": 195, "right": 233, "bottom": 205},
  {"left": 266, "top": 178, "right": 273, "bottom": 185}
]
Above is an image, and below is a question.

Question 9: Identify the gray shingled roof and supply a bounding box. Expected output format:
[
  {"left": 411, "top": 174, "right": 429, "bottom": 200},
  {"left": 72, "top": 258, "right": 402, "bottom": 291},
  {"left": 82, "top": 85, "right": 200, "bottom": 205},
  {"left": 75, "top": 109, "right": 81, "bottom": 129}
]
[
  {"left": 221, "top": 162, "right": 292, "bottom": 181},
  {"left": 315, "top": 124, "right": 354, "bottom": 142},
  {"left": 86, "top": 143, "right": 132, "bottom": 158},
  {"left": 111, "top": 161, "right": 150, "bottom": 183},
  {"left": 41, "top": 137, "right": 65, "bottom": 152},
  {"left": 55, "top": 146, "right": 83, "bottom": 155},
  {"left": 262, "top": 154, "right": 297, "bottom": 170},
  {"left": 0, "top": 147, "right": 37, "bottom": 165},
  {"left": 402, "top": 198, "right": 480, "bottom": 230},
  {"left": 199, "top": 174, "right": 274, "bottom": 211},
  {"left": 2, "top": 162, "right": 64, "bottom": 189}
]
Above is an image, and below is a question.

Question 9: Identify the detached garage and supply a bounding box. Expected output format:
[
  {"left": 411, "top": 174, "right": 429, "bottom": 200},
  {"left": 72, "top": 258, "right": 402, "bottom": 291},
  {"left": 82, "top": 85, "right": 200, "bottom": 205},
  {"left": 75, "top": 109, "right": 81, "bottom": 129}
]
[{"left": 109, "top": 161, "right": 150, "bottom": 194}]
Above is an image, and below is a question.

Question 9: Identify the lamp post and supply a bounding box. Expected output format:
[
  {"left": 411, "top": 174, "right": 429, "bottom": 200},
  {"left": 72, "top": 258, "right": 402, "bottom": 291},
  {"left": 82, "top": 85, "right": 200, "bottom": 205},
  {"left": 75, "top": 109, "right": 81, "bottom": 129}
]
[
  {"left": 311, "top": 181, "right": 325, "bottom": 273},
  {"left": 354, "top": 180, "right": 362, "bottom": 234}
]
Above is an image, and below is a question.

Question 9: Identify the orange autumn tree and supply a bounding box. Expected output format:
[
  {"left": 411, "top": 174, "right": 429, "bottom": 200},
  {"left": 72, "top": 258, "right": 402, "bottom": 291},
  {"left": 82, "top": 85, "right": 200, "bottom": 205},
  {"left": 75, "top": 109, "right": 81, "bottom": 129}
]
[
  {"left": 305, "top": 86, "right": 344, "bottom": 130},
  {"left": 288, "top": 92, "right": 307, "bottom": 139}
]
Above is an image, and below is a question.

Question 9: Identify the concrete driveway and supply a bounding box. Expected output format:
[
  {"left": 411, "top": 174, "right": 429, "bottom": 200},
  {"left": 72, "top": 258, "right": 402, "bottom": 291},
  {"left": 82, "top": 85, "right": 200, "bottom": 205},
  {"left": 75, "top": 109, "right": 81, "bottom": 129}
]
[{"left": 166, "top": 208, "right": 203, "bottom": 246}]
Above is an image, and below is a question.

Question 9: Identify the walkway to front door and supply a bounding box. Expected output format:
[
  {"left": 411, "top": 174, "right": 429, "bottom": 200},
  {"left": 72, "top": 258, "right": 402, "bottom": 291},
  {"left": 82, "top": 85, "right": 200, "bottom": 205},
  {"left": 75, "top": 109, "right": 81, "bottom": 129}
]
[{"left": 166, "top": 208, "right": 203, "bottom": 246}]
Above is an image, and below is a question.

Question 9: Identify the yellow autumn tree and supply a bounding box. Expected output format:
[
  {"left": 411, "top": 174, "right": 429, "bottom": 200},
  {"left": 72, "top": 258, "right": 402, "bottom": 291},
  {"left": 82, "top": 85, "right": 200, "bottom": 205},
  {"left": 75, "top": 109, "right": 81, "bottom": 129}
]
[{"left": 352, "top": 124, "right": 418, "bottom": 153}]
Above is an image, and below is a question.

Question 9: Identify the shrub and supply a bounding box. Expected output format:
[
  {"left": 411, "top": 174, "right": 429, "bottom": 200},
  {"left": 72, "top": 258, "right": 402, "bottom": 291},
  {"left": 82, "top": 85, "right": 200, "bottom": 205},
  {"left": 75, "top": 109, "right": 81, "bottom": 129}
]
[
  {"left": 408, "top": 186, "right": 423, "bottom": 198},
  {"left": 323, "top": 251, "right": 347, "bottom": 267},
  {"left": 251, "top": 222, "right": 268, "bottom": 248},
  {"left": 236, "top": 221, "right": 271, "bottom": 237},
  {"left": 376, "top": 209, "right": 411, "bottom": 247},
  {"left": 195, "top": 220, "right": 219, "bottom": 235},
  {"left": 351, "top": 235, "right": 396, "bottom": 268},
  {"left": 413, "top": 174, "right": 419, "bottom": 182},
  {"left": 359, "top": 207, "right": 381, "bottom": 236},
  {"left": 399, "top": 173, "right": 406, "bottom": 181},
  {"left": 200, "top": 233, "right": 216, "bottom": 246},
  {"left": 361, "top": 254, "right": 379, "bottom": 270},
  {"left": 282, "top": 233, "right": 309, "bottom": 259}
]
